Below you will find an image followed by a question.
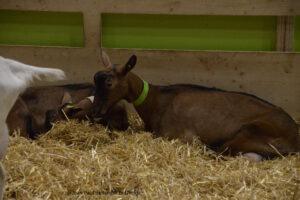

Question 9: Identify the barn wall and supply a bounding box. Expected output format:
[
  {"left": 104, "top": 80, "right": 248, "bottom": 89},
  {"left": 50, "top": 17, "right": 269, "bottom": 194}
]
[{"left": 0, "top": 0, "right": 299, "bottom": 122}]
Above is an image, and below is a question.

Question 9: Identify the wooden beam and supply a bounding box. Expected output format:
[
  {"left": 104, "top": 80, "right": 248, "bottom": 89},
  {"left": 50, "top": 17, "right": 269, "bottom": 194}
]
[
  {"left": 277, "top": 16, "right": 295, "bottom": 51},
  {"left": 0, "top": 0, "right": 300, "bottom": 16},
  {"left": 285, "top": 16, "right": 295, "bottom": 52},
  {"left": 100, "top": 0, "right": 300, "bottom": 16},
  {"left": 277, "top": 16, "right": 287, "bottom": 51}
]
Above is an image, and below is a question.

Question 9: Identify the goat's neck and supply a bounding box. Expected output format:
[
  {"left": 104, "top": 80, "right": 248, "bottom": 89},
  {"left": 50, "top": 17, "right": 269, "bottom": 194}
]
[{"left": 126, "top": 73, "right": 160, "bottom": 131}]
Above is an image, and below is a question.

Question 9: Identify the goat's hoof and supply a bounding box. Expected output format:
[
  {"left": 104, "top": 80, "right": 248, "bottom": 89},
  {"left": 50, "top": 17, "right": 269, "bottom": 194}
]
[{"left": 243, "top": 152, "right": 263, "bottom": 162}]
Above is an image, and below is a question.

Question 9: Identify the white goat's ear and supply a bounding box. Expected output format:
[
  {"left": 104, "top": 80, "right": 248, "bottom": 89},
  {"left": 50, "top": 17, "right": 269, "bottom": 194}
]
[{"left": 101, "top": 51, "right": 112, "bottom": 69}]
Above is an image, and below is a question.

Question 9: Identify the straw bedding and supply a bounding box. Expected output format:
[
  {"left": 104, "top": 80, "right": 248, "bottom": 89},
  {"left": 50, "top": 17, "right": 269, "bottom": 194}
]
[{"left": 3, "top": 115, "right": 300, "bottom": 200}]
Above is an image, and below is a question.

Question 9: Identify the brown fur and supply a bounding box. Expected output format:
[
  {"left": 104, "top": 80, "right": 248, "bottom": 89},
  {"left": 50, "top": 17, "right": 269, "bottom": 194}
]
[
  {"left": 93, "top": 54, "right": 300, "bottom": 159},
  {"left": 7, "top": 83, "right": 129, "bottom": 139}
]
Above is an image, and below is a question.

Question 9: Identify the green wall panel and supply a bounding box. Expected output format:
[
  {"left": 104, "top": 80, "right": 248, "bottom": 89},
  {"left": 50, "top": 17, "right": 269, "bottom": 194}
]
[
  {"left": 295, "top": 16, "right": 300, "bottom": 52},
  {"left": 102, "top": 14, "right": 277, "bottom": 51},
  {"left": 0, "top": 10, "right": 84, "bottom": 47}
]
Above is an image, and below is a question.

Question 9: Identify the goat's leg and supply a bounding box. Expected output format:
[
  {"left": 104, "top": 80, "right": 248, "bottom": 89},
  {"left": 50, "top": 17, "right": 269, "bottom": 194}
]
[
  {"left": 0, "top": 162, "right": 5, "bottom": 200},
  {"left": 0, "top": 125, "right": 9, "bottom": 199},
  {"left": 220, "top": 121, "right": 299, "bottom": 160},
  {"left": 220, "top": 127, "right": 284, "bottom": 159},
  {"left": 25, "top": 115, "right": 37, "bottom": 140},
  {"left": 0, "top": 126, "right": 9, "bottom": 161},
  {"left": 242, "top": 152, "right": 263, "bottom": 162}
]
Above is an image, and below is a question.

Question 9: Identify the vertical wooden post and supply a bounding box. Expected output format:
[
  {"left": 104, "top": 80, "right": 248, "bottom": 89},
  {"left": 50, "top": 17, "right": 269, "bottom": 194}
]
[
  {"left": 285, "top": 16, "right": 295, "bottom": 52},
  {"left": 83, "top": 10, "right": 102, "bottom": 63},
  {"left": 277, "top": 16, "right": 294, "bottom": 52}
]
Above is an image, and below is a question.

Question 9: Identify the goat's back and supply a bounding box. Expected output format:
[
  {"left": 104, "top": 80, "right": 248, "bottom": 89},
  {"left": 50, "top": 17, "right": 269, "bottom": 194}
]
[{"left": 157, "top": 85, "right": 298, "bottom": 150}]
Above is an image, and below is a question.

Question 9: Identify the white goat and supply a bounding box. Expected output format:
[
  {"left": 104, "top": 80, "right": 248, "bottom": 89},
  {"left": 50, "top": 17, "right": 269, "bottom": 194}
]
[{"left": 0, "top": 56, "right": 65, "bottom": 199}]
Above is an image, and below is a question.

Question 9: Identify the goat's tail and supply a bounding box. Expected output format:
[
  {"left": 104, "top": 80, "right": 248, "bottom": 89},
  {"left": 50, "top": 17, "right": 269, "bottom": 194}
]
[
  {"left": 0, "top": 162, "right": 5, "bottom": 200},
  {"left": 5, "top": 57, "right": 65, "bottom": 84}
]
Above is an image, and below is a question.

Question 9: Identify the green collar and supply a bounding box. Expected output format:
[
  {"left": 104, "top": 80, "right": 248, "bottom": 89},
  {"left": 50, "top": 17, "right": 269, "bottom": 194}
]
[{"left": 133, "top": 80, "right": 149, "bottom": 107}]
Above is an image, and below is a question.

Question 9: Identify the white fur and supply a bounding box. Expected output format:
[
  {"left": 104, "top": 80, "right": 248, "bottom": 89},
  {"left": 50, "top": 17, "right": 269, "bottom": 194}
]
[
  {"left": 86, "top": 96, "right": 95, "bottom": 103},
  {"left": 0, "top": 56, "right": 65, "bottom": 199},
  {"left": 243, "top": 152, "right": 263, "bottom": 162}
]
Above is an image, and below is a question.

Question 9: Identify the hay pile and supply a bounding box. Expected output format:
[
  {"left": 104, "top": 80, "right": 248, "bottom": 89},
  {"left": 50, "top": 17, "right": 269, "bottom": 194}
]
[{"left": 3, "top": 116, "right": 300, "bottom": 199}]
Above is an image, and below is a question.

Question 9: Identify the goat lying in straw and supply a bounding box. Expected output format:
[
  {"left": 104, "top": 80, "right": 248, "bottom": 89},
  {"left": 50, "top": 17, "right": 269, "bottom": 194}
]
[
  {"left": 92, "top": 53, "right": 300, "bottom": 162},
  {"left": 7, "top": 83, "right": 129, "bottom": 139}
]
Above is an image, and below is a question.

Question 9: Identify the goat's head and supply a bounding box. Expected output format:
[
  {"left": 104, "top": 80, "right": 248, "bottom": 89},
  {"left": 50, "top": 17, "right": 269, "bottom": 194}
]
[
  {"left": 45, "top": 92, "right": 93, "bottom": 127},
  {"left": 93, "top": 52, "right": 137, "bottom": 116}
]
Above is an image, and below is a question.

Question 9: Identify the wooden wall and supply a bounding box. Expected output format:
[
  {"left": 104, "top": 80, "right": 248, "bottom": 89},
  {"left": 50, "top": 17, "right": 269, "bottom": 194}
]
[{"left": 0, "top": 0, "right": 299, "bottom": 121}]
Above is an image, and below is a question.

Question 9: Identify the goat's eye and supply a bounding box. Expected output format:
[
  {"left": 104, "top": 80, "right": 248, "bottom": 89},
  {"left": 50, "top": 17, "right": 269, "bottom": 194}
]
[{"left": 94, "top": 72, "right": 109, "bottom": 87}]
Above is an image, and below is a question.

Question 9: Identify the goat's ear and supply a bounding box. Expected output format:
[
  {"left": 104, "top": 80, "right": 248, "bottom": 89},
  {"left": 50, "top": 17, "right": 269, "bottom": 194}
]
[
  {"left": 116, "top": 55, "right": 137, "bottom": 76},
  {"left": 101, "top": 51, "right": 112, "bottom": 69},
  {"left": 61, "top": 92, "right": 72, "bottom": 105}
]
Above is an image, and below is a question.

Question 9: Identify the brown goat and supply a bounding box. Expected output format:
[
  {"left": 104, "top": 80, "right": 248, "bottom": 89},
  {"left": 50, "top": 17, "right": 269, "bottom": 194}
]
[
  {"left": 7, "top": 83, "right": 129, "bottom": 139},
  {"left": 93, "top": 53, "right": 300, "bottom": 161},
  {"left": 45, "top": 91, "right": 129, "bottom": 132}
]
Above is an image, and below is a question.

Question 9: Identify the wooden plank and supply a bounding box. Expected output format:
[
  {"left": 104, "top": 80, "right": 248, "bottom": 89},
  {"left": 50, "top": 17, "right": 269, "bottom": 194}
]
[
  {"left": 100, "top": 0, "right": 300, "bottom": 16},
  {"left": 0, "top": 0, "right": 85, "bottom": 12},
  {"left": 277, "top": 16, "right": 286, "bottom": 51},
  {"left": 277, "top": 16, "right": 295, "bottom": 51},
  {"left": 285, "top": 16, "right": 295, "bottom": 52},
  {"left": 83, "top": 11, "right": 101, "bottom": 49},
  {"left": 0, "top": 0, "right": 300, "bottom": 15}
]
